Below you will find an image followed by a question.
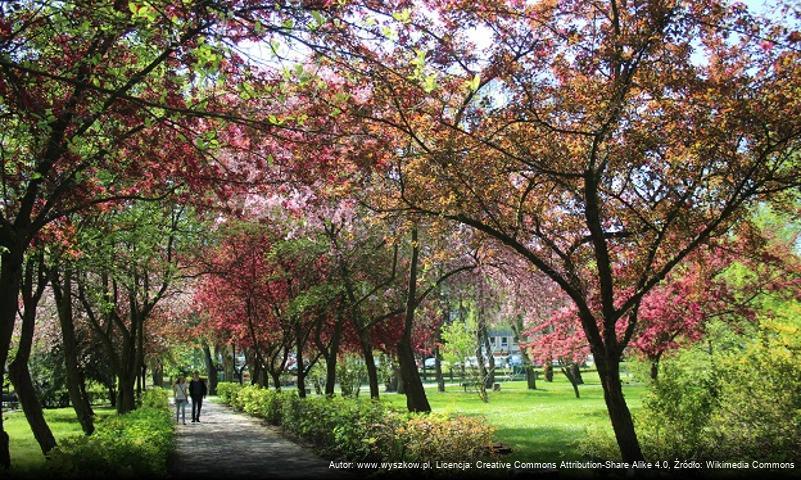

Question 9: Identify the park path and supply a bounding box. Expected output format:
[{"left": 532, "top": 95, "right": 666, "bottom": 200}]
[{"left": 169, "top": 399, "right": 341, "bottom": 479}]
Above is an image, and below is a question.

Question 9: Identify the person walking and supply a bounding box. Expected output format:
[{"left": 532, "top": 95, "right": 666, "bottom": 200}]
[
  {"left": 173, "top": 375, "right": 189, "bottom": 425},
  {"left": 189, "top": 371, "right": 207, "bottom": 423}
]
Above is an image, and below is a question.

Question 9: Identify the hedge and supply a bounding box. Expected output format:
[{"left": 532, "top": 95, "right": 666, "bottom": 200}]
[
  {"left": 216, "top": 382, "right": 496, "bottom": 463},
  {"left": 48, "top": 388, "right": 175, "bottom": 478}
]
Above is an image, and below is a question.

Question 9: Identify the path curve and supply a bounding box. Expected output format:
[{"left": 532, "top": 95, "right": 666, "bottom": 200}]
[{"left": 169, "top": 398, "right": 340, "bottom": 479}]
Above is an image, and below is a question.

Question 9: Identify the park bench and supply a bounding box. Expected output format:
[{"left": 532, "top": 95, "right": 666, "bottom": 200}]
[
  {"left": 461, "top": 382, "right": 502, "bottom": 392},
  {"left": 461, "top": 381, "right": 480, "bottom": 392},
  {"left": 1, "top": 392, "right": 19, "bottom": 410}
]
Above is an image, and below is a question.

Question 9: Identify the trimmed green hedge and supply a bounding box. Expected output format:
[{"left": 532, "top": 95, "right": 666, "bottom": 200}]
[
  {"left": 48, "top": 388, "right": 174, "bottom": 478},
  {"left": 216, "top": 382, "right": 496, "bottom": 463}
]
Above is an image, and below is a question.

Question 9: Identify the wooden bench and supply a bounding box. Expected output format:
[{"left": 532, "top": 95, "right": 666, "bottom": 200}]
[
  {"left": 1, "top": 393, "right": 19, "bottom": 410},
  {"left": 461, "top": 382, "right": 480, "bottom": 392},
  {"left": 461, "top": 382, "right": 502, "bottom": 392}
]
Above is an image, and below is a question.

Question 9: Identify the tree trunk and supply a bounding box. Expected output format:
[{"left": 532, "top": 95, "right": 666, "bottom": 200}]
[
  {"left": 398, "top": 340, "right": 431, "bottom": 412},
  {"left": 435, "top": 300, "right": 447, "bottom": 392},
  {"left": 434, "top": 346, "right": 445, "bottom": 392},
  {"left": 323, "top": 314, "right": 342, "bottom": 396},
  {"left": 525, "top": 366, "right": 537, "bottom": 390},
  {"left": 512, "top": 316, "right": 535, "bottom": 389},
  {"left": 152, "top": 358, "right": 164, "bottom": 387},
  {"left": 0, "top": 247, "right": 25, "bottom": 469},
  {"left": 596, "top": 354, "right": 644, "bottom": 462},
  {"left": 117, "top": 374, "right": 137, "bottom": 414},
  {"left": 78, "top": 373, "right": 94, "bottom": 416},
  {"left": 223, "top": 345, "right": 235, "bottom": 383},
  {"left": 544, "top": 363, "right": 554, "bottom": 382},
  {"left": 203, "top": 344, "right": 219, "bottom": 395},
  {"left": 572, "top": 363, "right": 584, "bottom": 384},
  {"left": 358, "top": 329, "right": 380, "bottom": 399},
  {"left": 135, "top": 312, "right": 145, "bottom": 400},
  {"left": 50, "top": 269, "right": 95, "bottom": 433},
  {"left": 475, "top": 328, "right": 488, "bottom": 386},
  {"left": 296, "top": 328, "right": 306, "bottom": 399},
  {"left": 397, "top": 226, "right": 431, "bottom": 413},
  {"left": 483, "top": 328, "right": 495, "bottom": 389},
  {"left": 251, "top": 363, "right": 265, "bottom": 387},
  {"left": 107, "top": 384, "right": 117, "bottom": 407},
  {"left": 396, "top": 365, "right": 405, "bottom": 395},
  {"left": 0, "top": 369, "right": 9, "bottom": 470},
  {"left": 561, "top": 363, "right": 581, "bottom": 399},
  {"left": 324, "top": 352, "right": 337, "bottom": 396},
  {"left": 9, "top": 275, "right": 57, "bottom": 454}
]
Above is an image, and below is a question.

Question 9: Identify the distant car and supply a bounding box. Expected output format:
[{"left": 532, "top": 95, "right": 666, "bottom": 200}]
[{"left": 423, "top": 357, "right": 437, "bottom": 368}]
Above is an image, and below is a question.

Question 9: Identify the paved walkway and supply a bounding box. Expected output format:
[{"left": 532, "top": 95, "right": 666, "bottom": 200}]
[{"left": 169, "top": 399, "right": 341, "bottom": 479}]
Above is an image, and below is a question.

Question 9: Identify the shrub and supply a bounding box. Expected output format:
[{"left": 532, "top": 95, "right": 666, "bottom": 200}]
[
  {"left": 216, "top": 381, "right": 242, "bottom": 405},
  {"left": 395, "top": 414, "right": 495, "bottom": 463},
  {"left": 707, "top": 337, "right": 801, "bottom": 461},
  {"left": 49, "top": 387, "right": 174, "bottom": 478},
  {"left": 218, "top": 384, "right": 497, "bottom": 464},
  {"left": 336, "top": 355, "right": 366, "bottom": 398},
  {"left": 581, "top": 319, "right": 801, "bottom": 463},
  {"left": 236, "top": 385, "right": 286, "bottom": 424},
  {"left": 141, "top": 387, "right": 170, "bottom": 410}
]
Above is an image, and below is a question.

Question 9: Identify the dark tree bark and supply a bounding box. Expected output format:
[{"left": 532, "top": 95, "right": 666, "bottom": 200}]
[
  {"left": 152, "top": 358, "right": 164, "bottom": 387},
  {"left": 482, "top": 321, "right": 495, "bottom": 390},
  {"left": 49, "top": 266, "right": 94, "bottom": 434},
  {"left": 203, "top": 343, "right": 219, "bottom": 395},
  {"left": 107, "top": 384, "right": 117, "bottom": 407},
  {"left": 511, "top": 316, "right": 536, "bottom": 390},
  {"left": 223, "top": 345, "right": 235, "bottom": 383},
  {"left": 561, "top": 362, "right": 581, "bottom": 399},
  {"left": 395, "top": 363, "right": 405, "bottom": 395},
  {"left": 595, "top": 352, "right": 643, "bottom": 461},
  {"left": 9, "top": 255, "right": 57, "bottom": 454},
  {"left": 435, "top": 296, "right": 448, "bottom": 392},
  {"left": 572, "top": 363, "right": 584, "bottom": 384},
  {"left": 295, "top": 324, "right": 306, "bottom": 398},
  {"left": 397, "top": 226, "right": 431, "bottom": 413},
  {"left": 315, "top": 307, "right": 343, "bottom": 397},
  {"left": 434, "top": 345, "right": 445, "bottom": 393},
  {"left": 544, "top": 363, "right": 554, "bottom": 382},
  {"left": 0, "top": 243, "right": 25, "bottom": 469},
  {"left": 358, "top": 329, "right": 380, "bottom": 398}
]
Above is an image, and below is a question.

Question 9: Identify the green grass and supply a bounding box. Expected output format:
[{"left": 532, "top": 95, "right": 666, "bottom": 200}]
[
  {"left": 383, "top": 371, "right": 645, "bottom": 462},
  {"left": 4, "top": 406, "right": 115, "bottom": 472}
]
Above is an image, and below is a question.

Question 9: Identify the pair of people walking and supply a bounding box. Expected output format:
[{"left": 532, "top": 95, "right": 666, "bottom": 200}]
[{"left": 173, "top": 372, "right": 207, "bottom": 424}]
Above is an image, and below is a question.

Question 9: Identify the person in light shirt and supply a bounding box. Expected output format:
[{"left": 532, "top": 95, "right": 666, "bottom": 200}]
[{"left": 173, "top": 375, "right": 189, "bottom": 425}]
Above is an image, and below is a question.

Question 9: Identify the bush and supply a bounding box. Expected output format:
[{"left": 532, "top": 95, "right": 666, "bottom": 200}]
[
  {"left": 235, "top": 384, "right": 288, "bottom": 425},
  {"left": 48, "top": 387, "right": 174, "bottom": 478},
  {"left": 707, "top": 337, "right": 801, "bottom": 461},
  {"left": 218, "top": 384, "right": 497, "bottom": 464},
  {"left": 396, "top": 414, "right": 496, "bottom": 462},
  {"left": 216, "top": 381, "right": 242, "bottom": 405},
  {"left": 336, "top": 355, "right": 366, "bottom": 398},
  {"left": 581, "top": 320, "right": 801, "bottom": 462}
]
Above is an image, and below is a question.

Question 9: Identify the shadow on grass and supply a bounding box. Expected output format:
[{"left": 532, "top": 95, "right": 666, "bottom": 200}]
[{"left": 494, "top": 425, "right": 591, "bottom": 462}]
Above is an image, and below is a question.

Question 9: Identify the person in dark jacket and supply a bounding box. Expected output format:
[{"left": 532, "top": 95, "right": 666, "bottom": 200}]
[{"left": 189, "top": 371, "right": 207, "bottom": 423}]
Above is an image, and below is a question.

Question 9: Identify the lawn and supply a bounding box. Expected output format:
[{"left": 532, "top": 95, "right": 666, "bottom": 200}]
[
  {"left": 4, "top": 406, "right": 115, "bottom": 473},
  {"left": 383, "top": 370, "right": 646, "bottom": 462}
]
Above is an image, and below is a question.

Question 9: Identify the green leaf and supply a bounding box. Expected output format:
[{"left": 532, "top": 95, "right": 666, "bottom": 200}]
[
  {"left": 422, "top": 73, "right": 438, "bottom": 93},
  {"left": 392, "top": 9, "right": 411, "bottom": 24},
  {"left": 468, "top": 73, "right": 481, "bottom": 92},
  {"left": 311, "top": 10, "right": 325, "bottom": 27}
]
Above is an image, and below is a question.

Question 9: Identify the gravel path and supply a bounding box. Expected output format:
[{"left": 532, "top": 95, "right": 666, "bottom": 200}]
[{"left": 169, "top": 398, "right": 341, "bottom": 479}]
